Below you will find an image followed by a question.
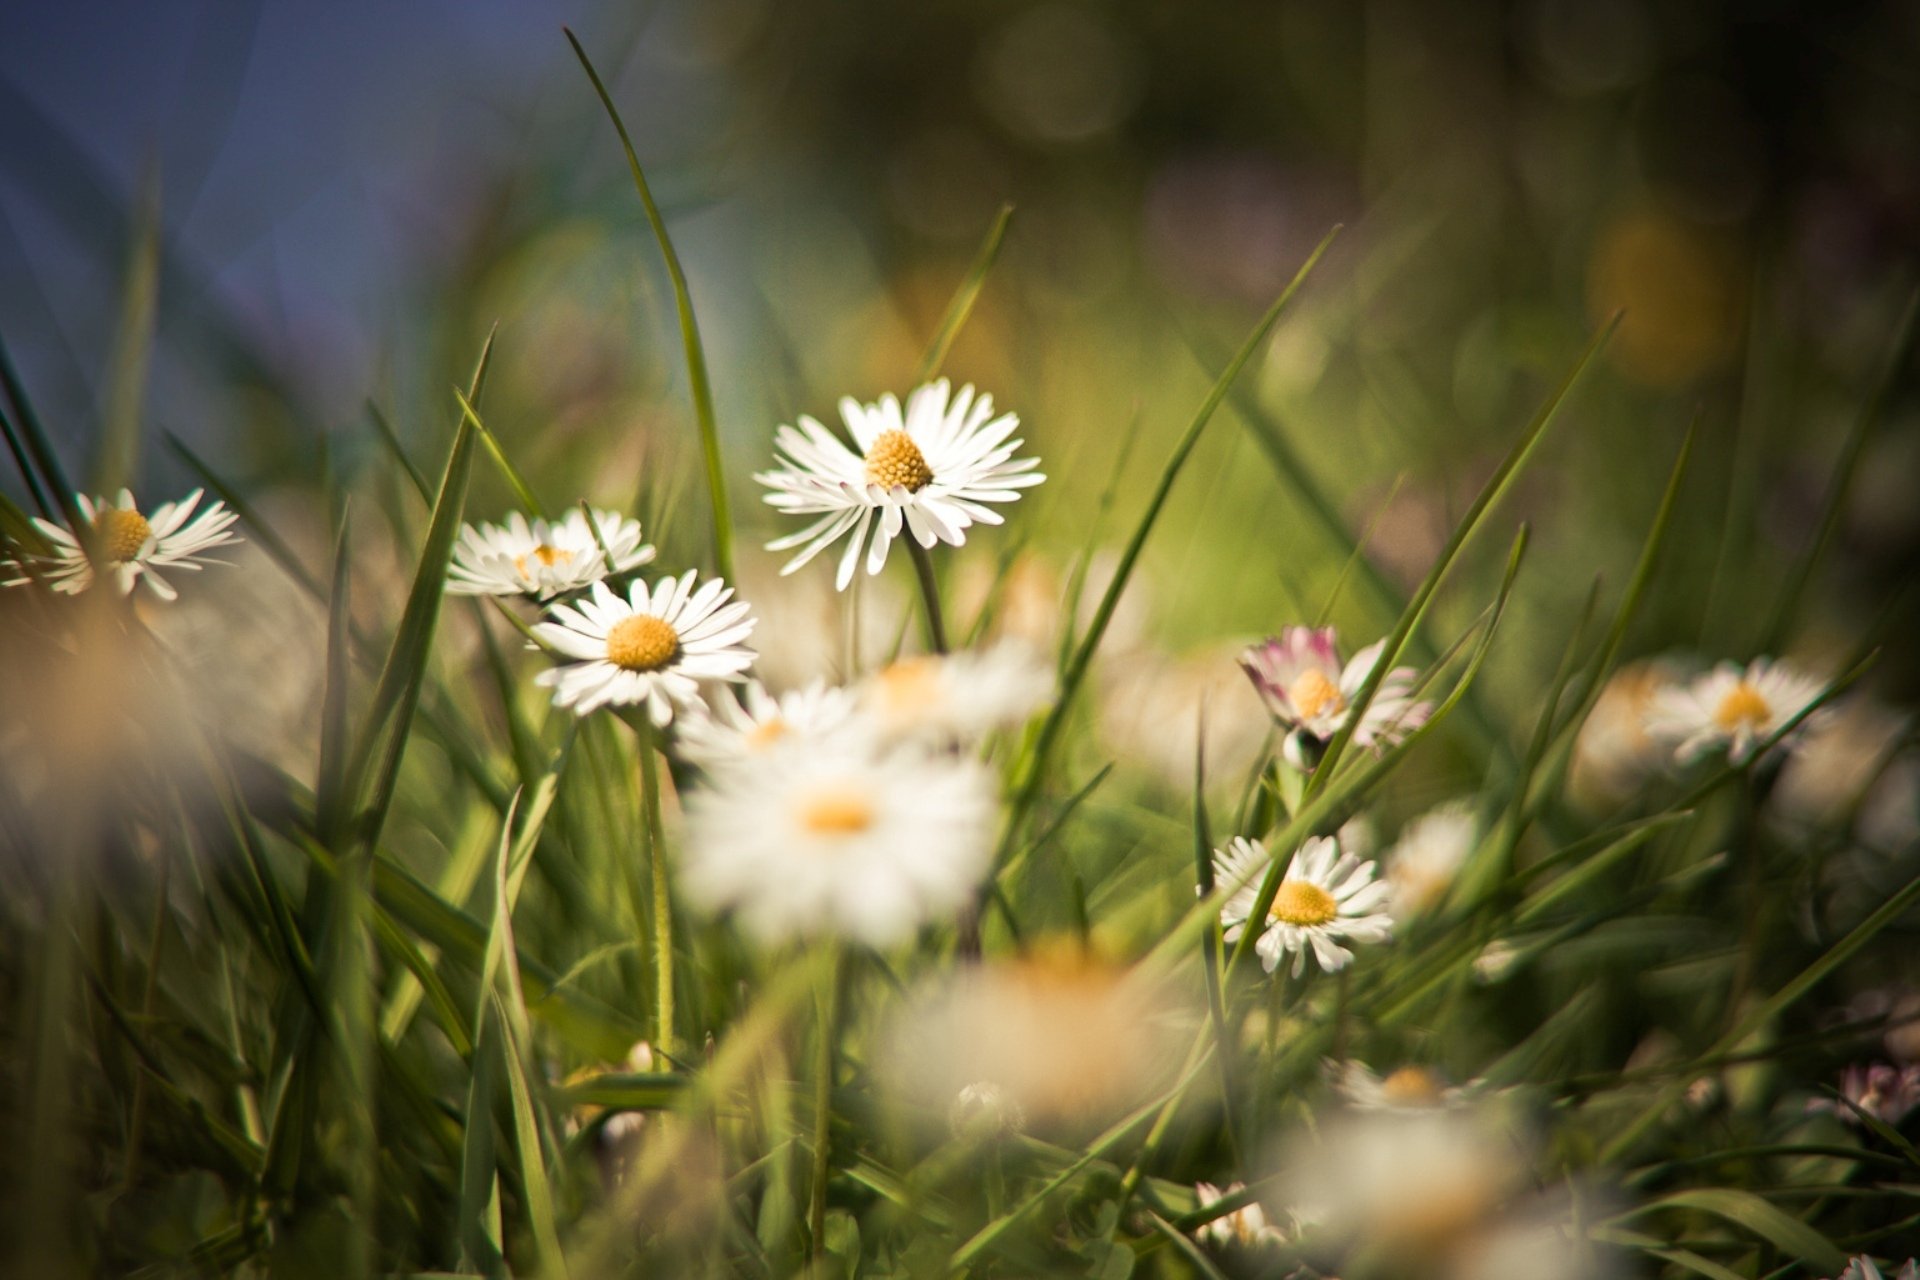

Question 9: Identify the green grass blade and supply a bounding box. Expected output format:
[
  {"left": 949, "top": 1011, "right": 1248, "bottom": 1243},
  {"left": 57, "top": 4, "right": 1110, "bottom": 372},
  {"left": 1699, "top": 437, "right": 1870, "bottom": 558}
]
[
  {"left": 997, "top": 225, "right": 1342, "bottom": 867},
  {"left": 94, "top": 167, "right": 161, "bottom": 496},
  {"left": 366, "top": 401, "right": 433, "bottom": 503},
  {"left": 0, "top": 328, "right": 85, "bottom": 533},
  {"left": 1616, "top": 1188, "right": 1847, "bottom": 1274},
  {"left": 492, "top": 990, "right": 571, "bottom": 1278},
  {"left": 316, "top": 509, "right": 354, "bottom": 850},
  {"left": 455, "top": 387, "right": 545, "bottom": 518},
  {"left": 913, "top": 204, "right": 1013, "bottom": 383},
  {"left": 566, "top": 28, "right": 732, "bottom": 581}
]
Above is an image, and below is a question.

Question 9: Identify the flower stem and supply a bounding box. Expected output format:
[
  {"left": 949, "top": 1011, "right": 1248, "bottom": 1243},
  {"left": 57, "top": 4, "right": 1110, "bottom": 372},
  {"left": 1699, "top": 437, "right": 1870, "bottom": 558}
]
[
  {"left": 907, "top": 539, "right": 949, "bottom": 654},
  {"left": 636, "top": 717, "right": 674, "bottom": 1058},
  {"left": 808, "top": 941, "right": 844, "bottom": 1260}
]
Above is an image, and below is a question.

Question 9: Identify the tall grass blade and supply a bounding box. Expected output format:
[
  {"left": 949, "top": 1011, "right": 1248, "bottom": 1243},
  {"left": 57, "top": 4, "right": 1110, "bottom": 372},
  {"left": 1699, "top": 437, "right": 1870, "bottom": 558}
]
[
  {"left": 94, "top": 167, "right": 161, "bottom": 496},
  {"left": 913, "top": 203, "right": 1013, "bottom": 383}
]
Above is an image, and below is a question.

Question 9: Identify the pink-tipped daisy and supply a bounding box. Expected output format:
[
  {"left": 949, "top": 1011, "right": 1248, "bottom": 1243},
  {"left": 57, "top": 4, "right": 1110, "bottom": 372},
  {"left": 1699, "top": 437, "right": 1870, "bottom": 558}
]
[{"left": 1239, "top": 626, "right": 1430, "bottom": 769}]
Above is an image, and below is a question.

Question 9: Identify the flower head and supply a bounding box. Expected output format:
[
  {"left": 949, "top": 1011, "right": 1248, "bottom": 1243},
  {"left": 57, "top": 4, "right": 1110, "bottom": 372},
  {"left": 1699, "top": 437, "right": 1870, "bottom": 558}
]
[
  {"left": 860, "top": 642, "right": 1053, "bottom": 745},
  {"left": 449, "top": 507, "right": 654, "bottom": 599},
  {"left": 1645, "top": 656, "right": 1830, "bottom": 765},
  {"left": 1834, "top": 1259, "right": 1920, "bottom": 1280},
  {"left": 756, "top": 379, "right": 1044, "bottom": 590},
  {"left": 675, "top": 677, "right": 860, "bottom": 768},
  {"left": 1212, "top": 835, "right": 1394, "bottom": 977},
  {"left": 1239, "top": 626, "right": 1430, "bottom": 768},
  {"left": 6, "top": 488, "right": 240, "bottom": 601},
  {"left": 1807, "top": 1063, "right": 1920, "bottom": 1127},
  {"left": 679, "top": 734, "right": 996, "bottom": 946},
  {"left": 1387, "top": 801, "right": 1478, "bottom": 917},
  {"left": 1331, "top": 1059, "right": 1474, "bottom": 1111},
  {"left": 532, "top": 572, "right": 755, "bottom": 724},
  {"left": 1193, "top": 1181, "right": 1288, "bottom": 1249}
]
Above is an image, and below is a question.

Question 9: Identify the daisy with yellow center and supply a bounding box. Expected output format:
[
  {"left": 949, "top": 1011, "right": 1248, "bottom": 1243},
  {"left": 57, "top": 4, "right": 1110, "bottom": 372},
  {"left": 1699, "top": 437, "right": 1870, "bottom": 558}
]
[
  {"left": 531, "top": 572, "right": 756, "bottom": 723},
  {"left": 1239, "top": 626, "right": 1431, "bottom": 771},
  {"left": 1211, "top": 835, "right": 1394, "bottom": 977},
  {"left": 4, "top": 488, "right": 241, "bottom": 601},
  {"left": 679, "top": 734, "right": 997, "bottom": 945},
  {"left": 756, "top": 379, "right": 1045, "bottom": 591},
  {"left": 1644, "top": 656, "right": 1830, "bottom": 764},
  {"left": 675, "top": 678, "right": 860, "bottom": 769},
  {"left": 860, "top": 641, "right": 1054, "bottom": 744},
  {"left": 449, "top": 507, "right": 655, "bottom": 599},
  {"left": 1331, "top": 1059, "right": 1475, "bottom": 1111},
  {"left": 1386, "top": 800, "right": 1479, "bottom": 918}
]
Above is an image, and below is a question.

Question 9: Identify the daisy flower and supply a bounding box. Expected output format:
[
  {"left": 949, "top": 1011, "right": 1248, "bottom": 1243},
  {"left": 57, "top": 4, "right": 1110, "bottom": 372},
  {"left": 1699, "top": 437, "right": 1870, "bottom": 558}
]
[
  {"left": 674, "top": 677, "right": 859, "bottom": 767},
  {"left": 1239, "top": 626, "right": 1431, "bottom": 770},
  {"left": 1212, "top": 835, "right": 1393, "bottom": 977},
  {"left": 531, "top": 573, "right": 756, "bottom": 724},
  {"left": 679, "top": 735, "right": 996, "bottom": 946},
  {"left": 1835, "top": 1260, "right": 1920, "bottom": 1280},
  {"left": 1331, "top": 1060, "right": 1473, "bottom": 1111},
  {"left": 860, "top": 642, "right": 1054, "bottom": 744},
  {"left": 5, "top": 488, "right": 240, "bottom": 601},
  {"left": 448, "top": 507, "right": 655, "bottom": 599},
  {"left": 1386, "top": 800, "right": 1478, "bottom": 917},
  {"left": 1193, "top": 1181, "right": 1288, "bottom": 1249},
  {"left": 1807, "top": 1063, "right": 1920, "bottom": 1127},
  {"left": 1645, "top": 656, "right": 1830, "bottom": 764},
  {"left": 755, "top": 379, "right": 1045, "bottom": 590}
]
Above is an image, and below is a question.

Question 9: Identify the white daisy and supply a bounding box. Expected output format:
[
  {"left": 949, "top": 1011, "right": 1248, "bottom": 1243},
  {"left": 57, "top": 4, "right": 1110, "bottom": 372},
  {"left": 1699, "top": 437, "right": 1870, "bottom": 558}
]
[
  {"left": 5, "top": 488, "right": 240, "bottom": 601},
  {"left": 679, "top": 735, "right": 997, "bottom": 946},
  {"left": 1212, "top": 835, "right": 1394, "bottom": 977},
  {"left": 755, "top": 379, "right": 1045, "bottom": 590},
  {"left": 860, "top": 642, "right": 1054, "bottom": 744},
  {"left": 1386, "top": 800, "right": 1478, "bottom": 917},
  {"left": 531, "top": 572, "right": 756, "bottom": 724},
  {"left": 1645, "top": 656, "right": 1830, "bottom": 765},
  {"left": 1837, "top": 1259, "right": 1920, "bottom": 1280},
  {"left": 1330, "top": 1060, "right": 1473, "bottom": 1111},
  {"left": 1193, "top": 1181, "right": 1288, "bottom": 1249},
  {"left": 674, "top": 677, "right": 859, "bottom": 767},
  {"left": 1239, "top": 626, "right": 1431, "bottom": 770},
  {"left": 447, "top": 507, "right": 655, "bottom": 599}
]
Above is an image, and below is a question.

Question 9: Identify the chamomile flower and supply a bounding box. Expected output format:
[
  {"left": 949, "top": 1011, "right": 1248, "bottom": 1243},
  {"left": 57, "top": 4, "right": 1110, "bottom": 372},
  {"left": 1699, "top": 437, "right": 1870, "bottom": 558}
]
[
  {"left": 1193, "top": 1181, "right": 1288, "bottom": 1249},
  {"left": 756, "top": 379, "right": 1045, "bottom": 590},
  {"left": 1212, "top": 835, "right": 1393, "bottom": 977},
  {"left": 860, "top": 642, "right": 1053, "bottom": 744},
  {"left": 1331, "top": 1059, "right": 1474, "bottom": 1111},
  {"left": 448, "top": 507, "right": 654, "bottom": 599},
  {"left": 679, "top": 735, "right": 996, "bottom": 946},
  {"left": 1239, "top": 626, "right": 1431, "bottom": 770},
  {"left": 675, "top": 678, "right": 859, "bottom": 767},
  {"left": 1387, "top": 800, "right": 1479, "bottom": 917},
  {"left": 531, "top": 573, "right": 756, "bottom": 724},
  {"left": 5, "top": 489, "right": 240, "bottom": 601},
  {"left": 1645, "top": 656, "right": 1830, "bottom": 764}
]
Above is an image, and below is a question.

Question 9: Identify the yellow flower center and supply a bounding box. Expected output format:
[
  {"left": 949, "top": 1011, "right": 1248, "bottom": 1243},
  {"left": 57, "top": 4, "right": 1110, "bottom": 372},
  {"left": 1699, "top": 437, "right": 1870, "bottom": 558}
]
[
  {"left": 745, "top": 717, "right": 788, "bottom": 749},
  {"left": 1713, "top": 681, "right": 1771, "bottom": 732},
  {"left": 1269, "top": 879, "right": 1339, "bottom": 926},
  {"left": 514, "top": 544, "right": 572, "bottom": 579},
  {"left": 1380, "top": 1066, "right": 1444, "bottom": 1105},
  {"left": 604, "top": 615, "right": 679, "bottom": 672},
  {"left": 796, "top": 786, "right": 875, "bottom": 836},
  {"left": 1288, "top": 668, "right": 1345, "bottom": 721},
  {"left": 95, "top": 507, "right": 152, "bottom": 562},
  {"left": 875, "top": 656, "right": 941, "bottom": 714},
  {"left": 864, "top": 429, "right": 934, "bottom": 492}
]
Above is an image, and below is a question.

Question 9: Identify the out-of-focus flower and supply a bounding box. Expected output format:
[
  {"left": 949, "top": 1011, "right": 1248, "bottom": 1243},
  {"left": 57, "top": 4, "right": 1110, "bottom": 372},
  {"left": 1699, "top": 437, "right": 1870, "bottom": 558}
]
[
  {"left": 1473, "top": 939, "right": 1520, "bottom": 984},
  {"left": 859, "top": 642, "right": 1052, "bottom": 745},
  {"left": 727, "top": 548, "right": 908, "bottom": 690},
  {"left": 1570, "top": 657, "right": 1684, "bottom": 808},
  {"left": 532, "top": 573, "right": 755, "bottom": 723},
  {"left": 1646, "top": 656, "right": 1829, "bottom": 765},
  {"left": 1096, "top": 641, "right": 1271, "bottom": 789},
  {"left": 948, "top": 1081, "right": 1026, "bottom": 1140},
  {"left": 675, "top": 678, "right": 858, "bottom": 767},
  {"left": 6, "top": 488, "right": 241, "bottom": 601},
  {"left": 879, "top": 945, "right": 1185, "bottom": 1134},
  {"left": 680, "top": 734, "right": 995, "bottom": 946},
  {"left": 1387, "top": 801, "right": 1479, "bottom": 917},
  {"left": 1832, "top": 1258, "right": 1920, "bottom": 1280},
  {"left": 1193, "top": 1180, "right": 1287, "bottom": 1249},
  {"left": 756, "top": 379, "right": 1044, "bottom": 590},
  {"left": 1330, "top": 1060, "right": 1473, "bottom": 1111},
  {"left": 1239, "top": 627, "right": 1430, "bottom": 770},
  {"left": 1807, "top": 1063, "right": 1920, "bottom": 1127},
  {"left": 1772, "top": 699, "right": 1916, "bottom": 850},
  {"left": 448, "top": 507, "right": 654, "bottom": 599},
  {"left": 1212, "top": 835, "right": 1393, "bottom": 978}
]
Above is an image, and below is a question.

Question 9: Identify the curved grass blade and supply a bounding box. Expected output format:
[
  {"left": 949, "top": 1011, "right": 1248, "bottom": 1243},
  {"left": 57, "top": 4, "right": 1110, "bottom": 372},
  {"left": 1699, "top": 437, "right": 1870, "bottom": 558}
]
[
  {"left": 95, "top": 167, "right": 161, "bottom": 497},
  {"left": 455, "top": 386, "right": 545, "bottom": 518},
  {"left": 913, "top": 203, "right": 1013, "bottom": 384},
  {"left": 1613, "top": 1188, "right": 1847, "bottom": 1274},
  {"left": 0, "top": 329, "right": 84, "bottom": 533},
  {"left": 566, "top": 28, "right": 732, "bottom": 581}
]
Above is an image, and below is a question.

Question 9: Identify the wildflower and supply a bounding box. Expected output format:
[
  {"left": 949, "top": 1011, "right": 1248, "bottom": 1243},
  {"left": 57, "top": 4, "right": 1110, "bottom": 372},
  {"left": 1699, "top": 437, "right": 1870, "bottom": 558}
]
[
  {"left": 756, "top": 379, "right": 1044, "bottom": 590},
  {"left": 532, "top": 573, "right": 756, "bottom": 723},
  {"left": 1833, "top": 1259, "right": 1920, "bottom": 1280},
  {"left": 1645, "top": 656, "right": 1829, "bottom": 765},
  {"left": 1772, "top": 699, "right": 1915, "bottom": 847},
  {"left": 1193, "top": 1180, "right": 1287, "bottom": 1249},
  {"left": 1386, "top": 800, "right": 1478, "bottom": 917},
  {"left": 1331, "top": 1060, "right": 1473, "bottom": 1110},
  {"left": 448, "top": 507, "right": 654, "bottom": 599},
  {"left": 1473, "top": 939, "right": 1519, "bottom": 983},
  {"left": 860, "top": 642, "right": 1053, "bottom": 744},
  {"left": 1570, "top": 657, "right": 1682, "bottom": 807},
  {"left": 1239, "top": 626, "right": 1430, "bottom": 770},
  {"left": 679, "top": 735, "right": 996, "bottom": 946},
  {"left": 1808, "top": 1063, "right": 1920, "bottom": 1127},
  {"left": 6, "top": 488, "right": 240, "bottom": 601},
  {"left": 1212, "top": 835, "right": 1393, "bottom": 978},
  {"left": 675, "top": 678, "right": 859, "bottom": 767}
]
